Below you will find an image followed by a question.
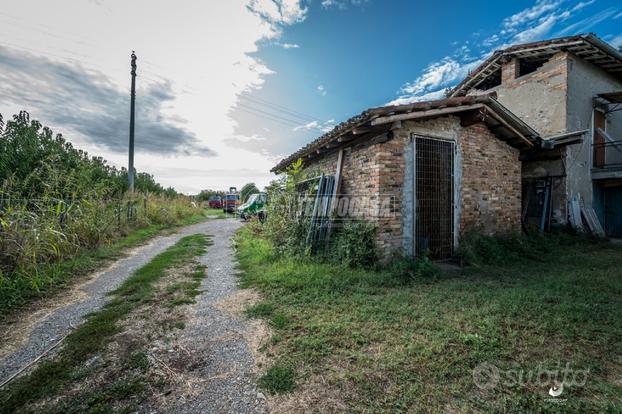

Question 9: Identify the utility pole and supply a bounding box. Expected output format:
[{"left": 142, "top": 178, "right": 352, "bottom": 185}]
[{"left": 128, "top": 51, "right": 137, "bottom": 192}]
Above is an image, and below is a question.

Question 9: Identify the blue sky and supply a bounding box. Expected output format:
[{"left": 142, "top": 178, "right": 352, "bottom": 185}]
[
  {"left": 0, "top": 0, "right": 621, "bottom": 192},
  {"left": 230, "top": 0, "right": 622, "bottom": 159}
]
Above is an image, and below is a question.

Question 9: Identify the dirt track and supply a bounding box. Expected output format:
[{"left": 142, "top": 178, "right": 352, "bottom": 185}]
[{"left": 1, "top": 219, "right": 269, "bottom": 414}]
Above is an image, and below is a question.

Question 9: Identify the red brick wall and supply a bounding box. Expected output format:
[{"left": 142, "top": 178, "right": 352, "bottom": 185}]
[
  {"left": 458, "top": 123, "right": 521, "bottom": 234},
  {"left": 305, "top": 139, "right": 384, "bottom": 220},
  {"left": 501, "top": 57, "right": 520, "bottom": 83}
]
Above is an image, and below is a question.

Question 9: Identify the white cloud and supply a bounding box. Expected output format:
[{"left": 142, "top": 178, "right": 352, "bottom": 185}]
[
  {"left": 247, "top": 0, "right": 307, "bottom": 28},
  {"left": 571, "top": 0, "right": 596, "bottom": 12},
  {"left": 387, "top": 89, "right": 447, "bottom": 106},
  {"left": 557, "top": 8, "right": 619, "bottom": 36},
  {"left": 390, "top": 0, "right": 616, "bottom": 105},
  {"left": 482, "top": 34, "right": 499, "bottom": 47},
  {"left": 615, "top": 11, "right": 622, "bottom": 19},
  {"left": 316, "top": 84, "right": 327, "bottom": 96},
  {"left": 502, "top": 0, "right": 561, "bottom": 32},
  {"left": 293, "top": 119, "right": 335, "bottom": 133},
  {"left": 0, "top": 0, "right": 311, "bottom": 193},
  {"left": 321, "top": 0, "right": 368, "bottom": 10},
  {"left": 610, "top": 33, "right": 622, "bottom": 47},
  {"left": 280, "top": 42, "right": 300, "bottom": 48},
  {"left": 512, "top": 12, "right": 567, "bottom": 43},
  {"left": 396, "top": 58, "right": 480, "bottom": 97}
]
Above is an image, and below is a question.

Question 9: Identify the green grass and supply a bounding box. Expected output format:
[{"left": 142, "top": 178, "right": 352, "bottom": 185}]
[
  {"left": 165, "top": 263, "right": 207, "bottom": 307},
  {"left": 203, "top": 208, "right": 231, "bottom": 219},
  {"left": 258, "top": 365, "right": 296, "bottom": 393},
  {"left": 0, "top": 234, "right": 211, "bottom": 414},
  {"left": 0, "top": 211, "right": 209, "bottom": 317},
  {"left": 235, "top": 227, "right": 622, "bottom": 413}
]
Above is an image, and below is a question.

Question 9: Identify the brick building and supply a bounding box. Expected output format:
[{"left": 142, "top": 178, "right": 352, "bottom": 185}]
[
  {"left": 272, "top": 33, "right": 622, "bottom": 259},
  {"left": 272, "top": 95, "right": 540, "bottom": 259}
]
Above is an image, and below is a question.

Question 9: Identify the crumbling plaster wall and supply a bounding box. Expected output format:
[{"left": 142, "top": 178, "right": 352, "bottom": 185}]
[
  {"left": 488, "top": 53, "right": 571, "bottom": 222},
  {"left": 480, "top": 50, "right": 622, "bottom": 222},
  {"left": 566, "top": 53, "right": 622, "bottom": 207},
  {"left": 493, "top": 52, "right": 569, "bottom": 137}
]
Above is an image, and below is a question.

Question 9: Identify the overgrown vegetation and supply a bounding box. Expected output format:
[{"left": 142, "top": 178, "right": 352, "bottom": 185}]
[
  {"left": 0, "top": 234, "right": 211, "bottom": 414},
  {"left": 259, "top": 160, "right": 379, "bottom": 266},
  {"left": 236, "top": 227, "right": 622, "bottom": 412},
  {"left": 329, "top": 220, "right": 378, "bottom": 268},
  {"left": 456, "top": 229, "right": 586, "bottom": 266},
  {"left": 0, "top": 112, "right": 204, "bottom": 312}
]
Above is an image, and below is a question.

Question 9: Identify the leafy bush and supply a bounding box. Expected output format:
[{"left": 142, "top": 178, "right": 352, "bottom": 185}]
[
  {"left": 260, "top": 161, "right": 381, "bottom": 268},
  {"left": 262, "top": 160, "right": 313, "bottom": 257},
  {"left": 0, "top": 111, "right": 177, "bottom": 199},
  {"left": 329, "top": 220, "right": 378, "bottom": 268},
  {"left": 195, "top": 189, "right": 224, "bottom": 202}
]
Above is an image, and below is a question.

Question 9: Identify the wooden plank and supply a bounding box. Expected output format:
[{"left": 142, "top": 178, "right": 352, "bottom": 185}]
[
  {"left": 337, "top": 133, "right": 356, "bottom": 143},
  {"left": 370, "top": 104, "right": 485, "bottom": 126},
  {"left": 352, "top": 126, "right": 372, "bottom": 135},
  {"left": 483, "top": 107, "right": 534, "bottom": 148},
  {"left": 324, "top": 149, "right": 344, "bottom": 248},
  {"left": 568, "top": 196, "right": 584, "bottom": 232},
  {"left": 581, "top": 206, "right": 606, "bottom": 238}
]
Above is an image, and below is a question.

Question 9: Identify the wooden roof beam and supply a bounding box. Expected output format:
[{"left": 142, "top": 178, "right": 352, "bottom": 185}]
[
  {"left": 370, "top": 104, "right": 485, "bottom": 126},
  {"left": 483, "top": 107, "right": 534, "bottom": 148}
]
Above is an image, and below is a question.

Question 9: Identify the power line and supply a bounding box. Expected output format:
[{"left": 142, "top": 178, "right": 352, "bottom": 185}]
[
  {"left": 235, "top": 105, "right": 311, "bottom": 128},
  {"left": 235, "top": 102, "right": 305, "bottom": 125},
  {"left": 234, "top": 106, "right": 325, "bottom": 133},
  {"left": 237, "top": 93, "right": 323, "bottom": 123}
]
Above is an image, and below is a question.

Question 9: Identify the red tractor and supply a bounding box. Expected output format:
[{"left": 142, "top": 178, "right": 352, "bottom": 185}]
[
  {"left": 222, "top": 192, "right": 240, "bottom": 213},
  {"left": 207, "top": 195, "right": 222, "bottom": 209}
]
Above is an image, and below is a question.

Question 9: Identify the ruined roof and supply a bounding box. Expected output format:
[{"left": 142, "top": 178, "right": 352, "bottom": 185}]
[
  {"left": 272, "top": 94, "right": 540, "bottom": 173},
  {"left": 450, "top": 33, "right": 622, "bottom": 97},
  {"left": 598, "top": 91, "right": 622, "bottom": 103}
]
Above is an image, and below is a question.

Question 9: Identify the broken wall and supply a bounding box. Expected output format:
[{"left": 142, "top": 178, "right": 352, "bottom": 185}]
[{"left": 566, "top": 52, "right": 622, "bottom": 207}]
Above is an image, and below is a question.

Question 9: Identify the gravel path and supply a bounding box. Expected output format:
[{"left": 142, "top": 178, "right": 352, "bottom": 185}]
[
  {"left": 0, "top": 220, "right": 215, "bottom": 385},
  {"left": 1, "top": 218, "right": 269, "bottom": 414},
  {"left": 164, "top": 218, "right": 268, "bottom": 414}
]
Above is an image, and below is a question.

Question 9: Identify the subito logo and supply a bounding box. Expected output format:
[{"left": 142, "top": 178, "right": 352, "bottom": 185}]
[
  {"left": 472, "top": 362, "right": 500, "bottom": 390},
  {"left": 548, "top": 382, "right": 564, "bottom": 397}
]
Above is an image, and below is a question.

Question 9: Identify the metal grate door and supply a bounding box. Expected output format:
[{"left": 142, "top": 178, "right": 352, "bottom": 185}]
[{"left": 414, "top": 136, "right": 455, "bottom": 259}]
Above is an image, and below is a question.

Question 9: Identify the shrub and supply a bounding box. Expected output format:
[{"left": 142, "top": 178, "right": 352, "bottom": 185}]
[
  {"left": 262, "top": 161, "right": 314, "bottom": 257},
  {"left": 261, "top": 161, "right": 381, "bottom": 267},
  {"left": 329, "top": 220, "right": 378, "bottom": 268}
]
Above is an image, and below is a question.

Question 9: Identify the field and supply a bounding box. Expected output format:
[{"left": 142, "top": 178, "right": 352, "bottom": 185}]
[
  {"left": 0, "top": 112, "right": 209, "bottom": 314},
  {"left": 235, "top": 228, "right": 622, "bottom": 413}
]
